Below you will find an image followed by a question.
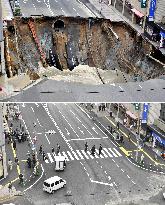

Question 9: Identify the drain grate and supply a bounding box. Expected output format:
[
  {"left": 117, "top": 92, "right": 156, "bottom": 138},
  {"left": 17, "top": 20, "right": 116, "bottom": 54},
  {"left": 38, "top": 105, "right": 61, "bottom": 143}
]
[
  {"left": 87, "top": 91, "right": 99, "bottom": 94},
  {"left": 40, "top": 91, "right": 55, "bottom": 93}
]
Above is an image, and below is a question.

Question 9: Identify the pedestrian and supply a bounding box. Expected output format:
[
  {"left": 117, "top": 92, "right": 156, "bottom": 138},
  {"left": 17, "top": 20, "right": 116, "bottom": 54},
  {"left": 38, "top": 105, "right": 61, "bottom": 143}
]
[
  {"left": 99, "top": 144, "right": 102, "bottom": 155},
  {"left": 27, "top": 157, "right": 32, "bottom": 168},
  {"left": 120, "top": 134, "right": 124, "bottom": 143},
  {"left": 32, "top": 157, "right": 36, "bottom": 168},
  {"left": 13, "top": 140, "right": 16, "bottom": 150},
  {"left": 8, "top": 182, "right": 12, "bottom": 194},
  {"left": 39, "top": 145, "right": 43, "bottom": 154},
  {"left": 52, "top": 147, "right": 55, "bottom": 154},
  {"left": 98, "top": 105, "right": 101, "bottom": 111},
  {"left": 8, "top": 159, "right": 13, "bottom": 171},
  {"left": 85, "top": 142, "right": 88, "bottom": 152},
  {"left": 18, "top": 134, "right": 22, "bottom": 143},
  {"left": 19, "top": 173, "right": 24, "bottom": 185},
  {"left": 116, "top": 121, "right": 119, "bottom": 130},
  {"left": 33, "top": 136, "right": 37, "bottom": 144},
  {"left": 128, "top": 133, "right": 131, "bottom": 141},
  {"left": 102, "top": 104, "right": 105, "bottom": 111},
  {"left": 56, "top": 144, "right": 60, "bottom": 155},
  {"left": 43, "top": 151, "right": 46, "bottom": 161},
  {"left": 91, "top": 145, "right": 95, "bottom": 156},
  {"left": 15, "top": 156, "right": 19, "bottom": 165},
  {"left": 140, "top": 154, "right": 144, "bottom": 164}
]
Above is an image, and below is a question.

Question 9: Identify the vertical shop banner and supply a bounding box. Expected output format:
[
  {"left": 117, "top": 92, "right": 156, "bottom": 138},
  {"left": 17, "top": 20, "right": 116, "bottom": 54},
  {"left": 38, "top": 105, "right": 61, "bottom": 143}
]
[
  {"left": 148, "top": 0, "right": 157, "bottom": 21},
  {"left": 141, "top": 103, "right": 149, "bottom": 124}
]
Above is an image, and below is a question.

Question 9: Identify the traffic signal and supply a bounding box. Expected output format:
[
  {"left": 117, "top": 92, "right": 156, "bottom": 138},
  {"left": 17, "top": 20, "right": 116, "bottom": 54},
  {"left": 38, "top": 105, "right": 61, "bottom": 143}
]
[
  {"left": 141, "top": 0, "right": 147, "bottom": 8},
  {"left": 134, "top": 103, "right": 140, "bottom": 110}
]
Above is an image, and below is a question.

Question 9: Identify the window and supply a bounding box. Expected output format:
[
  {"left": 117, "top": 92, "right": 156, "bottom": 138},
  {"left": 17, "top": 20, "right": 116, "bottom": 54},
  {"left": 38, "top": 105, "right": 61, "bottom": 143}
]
[
  {"left": 55, "top": 181, "right": 59, "bottom": 185},
  {"left": 44, "top": 182, "right": 50, "bottom": 187}
]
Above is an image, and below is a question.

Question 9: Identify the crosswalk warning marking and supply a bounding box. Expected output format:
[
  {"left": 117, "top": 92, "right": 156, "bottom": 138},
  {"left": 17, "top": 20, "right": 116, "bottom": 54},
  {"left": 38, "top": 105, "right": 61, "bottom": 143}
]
[
  {"left": 95, "top": 150, "right": 104, "bottom": 158},
  {"left": 72, "top": 150, "right": 80, "bottom": 160},
  {"left": 76, "top": 150, "right": 84, "bottom": 159},
  {"left": 47, "top": 153, "right": 54, "bottom": 163},
  {"left": 81, "top": 150, "right": 89, "bottom": 159},
  {"left": 108, "top": 148, "right": 118, "bottom": 157},
  {"left": 45, "top": 147, "right": 122, "bottom": 164},
  {"left": 87, "top": 151, "right": 94, "bottom": 159},
  {"left": 113, "top": 148, "right": 122, "bottom": 157},
  {"left": 62, "top": 151, "right": 70, "bottom": 161},
  {"left": 67, "top": 151, "right": 74, "bottom": 160},
  {"left": 101, "top": 150, "right": 108, "bottom": 158},
  {"left": 103, "top": 148, "right": 113, "bottom": 157}
]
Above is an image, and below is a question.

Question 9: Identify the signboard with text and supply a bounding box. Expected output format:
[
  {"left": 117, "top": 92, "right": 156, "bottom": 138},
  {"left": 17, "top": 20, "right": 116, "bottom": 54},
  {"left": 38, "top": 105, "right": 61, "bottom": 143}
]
[
  {"left": 141, "top": 103, "right": 149, "bottom": 124},
  {"left": 148, "top": 0, "right": 157, "bottom": 21}
]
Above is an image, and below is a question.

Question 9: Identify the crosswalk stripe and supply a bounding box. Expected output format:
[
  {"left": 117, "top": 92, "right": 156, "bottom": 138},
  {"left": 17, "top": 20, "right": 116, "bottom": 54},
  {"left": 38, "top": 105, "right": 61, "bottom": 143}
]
[
  {"left": 58, "top": 152, "right": 62, "bottom": 156},
  {"left": 93, "top": 150, "right": 99, "bottom": 158},
  {"left": 113, "top": 148, "right": 122, "bottom": 157},
  {"left": 108, "top": 148, "right": 118, "bottom": 157},
  {"left": 87, "top": 151, "right": 94, "bottom": 159},
  {"left": 67, "top": 151, "right": 74, "bottom": 160},
  {"left": 76, "top": 150, "right": 84, "bottom": 159},
  {"left": 62, "top": 151, "right": 70, "bottom": 161},
  {"left": 101, "top": 150, "right": 108, "bottom": 158},
  {"left": 81, "top": 150, "right": 89, "bottom": 159},
  {"left": 103, "top": 148, "right": 113, "bottom": 157},
  {"left": 72, "top": 150, "right": 80, "bottom": 160},
  {"left": 95, "top": 150, "right": 104, "bottom": 158},
  {"left": 47, "top": 153, "right": 54, "bottom": 163}
]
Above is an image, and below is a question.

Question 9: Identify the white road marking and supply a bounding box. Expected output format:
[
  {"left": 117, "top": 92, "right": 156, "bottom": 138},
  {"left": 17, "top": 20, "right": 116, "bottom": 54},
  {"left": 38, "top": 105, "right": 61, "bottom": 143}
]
[
  {"left": 47, "top": 153, "right": 54, "bottom": 163},
  {"left": 62, "top": 151, "right": 69, "bottom": 161},
  {"left": 81, "top": 150, "right": 89, "bottom": 159},
  {"left": 90, "top": 179, "right": 113, "bottom": 187},
  {"left": 45, "top": 133, "right": 50, "bottom": 144},
  {"left": 108, "top": 148, "right": 118, "bottom": 157},
  {"left": 94, "top": 123, "right": 107, "bottom": 137},
  {"left": 101, "top": 150, "right": 108, "bottom": 158},
  {"left": 119, "top": 85, "right": 123, "bottom": 90},
  {"left": 92, "top": 127, "right": 98, "bottom": 134},
  {"left": 82, "top": 124, "right": 93, "bottom": 136},
  {"left": 113, "top": 148, "right": 122, "bottom": 157},
  {"left": 52, "top": 152, "right": 56, "bottom": 160},
  {"left": 116, "top": 164, "right": 119, "bottom": 168},
  {"left": 72, "top": 150, "right": 80, "bottom": 160},
  {"left": 68, "top": 137, "right": 103, "bottom": 141},
  {"left": 127, "top": 175, "right": 130, "bottom": 179},
  {"left": 78, "top": 127, "right": 84, "bottom": 134},
  {"left": 73, "top": 7, "right": 76, "bottom": 11},
  {"left": 131, "top": 180, "right": 136, "bottom": 184},
  {"left": 103, "top": 148, "right": 113, "bottom": 157},
  {"left": 121, "top": 169, "right": 124, "bottom": 172},
  {"left": 67, "top": 151, "right": 74, "bottom": 160},
  {"left": 65, "top": 128, "right": 70, "bottom": 135},
  {"left": 37, "top": 118, "right": 42, "bottom": 127},
  {"left": 76, "top": 150, "right": 84, "bottom": 159},
  {"left": 31, "top": 107, "right": 34, "bottom": 113},
  {"left": 76, "top": 116, "right": 81, "bottom": 123},
  {"left": 139, "top": 85, "right": 142, "bottom": 88},
  {"left": 95, "top": 150, "right": 104, "bottom": 158},
  {"left": 70, "top": 110, "right": 75, "bottom": 115},
  {"left": 87, "top": 151, "right": 94, "bottom": 159}
]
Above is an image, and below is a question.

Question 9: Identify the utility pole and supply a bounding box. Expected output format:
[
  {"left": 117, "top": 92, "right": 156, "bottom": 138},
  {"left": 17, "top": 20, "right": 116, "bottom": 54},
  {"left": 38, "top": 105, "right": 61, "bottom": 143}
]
[
  {"left": 122, "top": 0, "right": 126, "bottom": 15},
  {"left": 142, "top": 0, "right": 149, "bottom": 32}
]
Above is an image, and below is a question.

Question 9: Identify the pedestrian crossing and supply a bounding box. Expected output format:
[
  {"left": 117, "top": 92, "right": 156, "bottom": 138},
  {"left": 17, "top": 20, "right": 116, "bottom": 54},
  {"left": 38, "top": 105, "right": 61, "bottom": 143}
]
[{"left": 45, "top": 147, "right": 122, "bottom": 163}]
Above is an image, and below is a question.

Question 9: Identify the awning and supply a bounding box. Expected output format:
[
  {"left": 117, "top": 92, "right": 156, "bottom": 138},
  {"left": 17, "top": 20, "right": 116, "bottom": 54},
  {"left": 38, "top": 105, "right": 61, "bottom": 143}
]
[
  {"left": 131, "top": 8, "right": 144, "bottom": 18},
  {"left": 126, "top": 111, "right": 137, "bottom": 120}
]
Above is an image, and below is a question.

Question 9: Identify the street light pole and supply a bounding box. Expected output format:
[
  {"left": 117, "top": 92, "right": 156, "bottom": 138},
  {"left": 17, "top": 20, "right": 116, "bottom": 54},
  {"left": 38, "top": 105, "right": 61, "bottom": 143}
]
[{"left": 116, "top": 103, "right": 120, "bottom": 122}]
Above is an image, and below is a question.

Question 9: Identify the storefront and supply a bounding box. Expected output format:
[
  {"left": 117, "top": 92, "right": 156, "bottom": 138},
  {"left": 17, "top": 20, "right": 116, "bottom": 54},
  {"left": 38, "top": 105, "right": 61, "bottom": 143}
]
[
  {"left": 144, "top": 124, "right": 165, "bottom": 150},
  {"left": 131, "top": 8, "right": 144, "bottom": 27}
]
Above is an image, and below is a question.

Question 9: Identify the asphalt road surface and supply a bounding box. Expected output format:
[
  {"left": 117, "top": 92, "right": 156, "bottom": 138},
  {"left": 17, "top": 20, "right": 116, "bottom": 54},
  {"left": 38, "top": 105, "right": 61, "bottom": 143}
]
[
  {"left": 19, "top": 0, "right": 96, "bottom": 18},
  {"left": 9, "top": 103, "right": 165, "bottom": 205},
  {"left": 4, "top": 78, "right": 165, "bottom": 102}
]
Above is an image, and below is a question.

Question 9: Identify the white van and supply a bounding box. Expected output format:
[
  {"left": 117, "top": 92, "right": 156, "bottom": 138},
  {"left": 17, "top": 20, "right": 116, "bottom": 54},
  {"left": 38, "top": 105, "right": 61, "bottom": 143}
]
[
  {"left": 54, "top": 156, "right": 66, "bottom": 171},
  {"left": 43, "top": 176, "right": 66, "bottom": 194}
]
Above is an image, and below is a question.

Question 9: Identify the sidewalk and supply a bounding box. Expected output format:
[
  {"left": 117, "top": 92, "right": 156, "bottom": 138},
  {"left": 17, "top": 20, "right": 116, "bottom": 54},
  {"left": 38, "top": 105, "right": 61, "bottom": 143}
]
[
  {"left": 0, "top": 184, "right": 22, "bottom": 202},
  {"left": 79, "top": 104, "right": 165, "bottom": 174},
  {"left": 0, "top": 74, "right": 38, "bottom": 101}
]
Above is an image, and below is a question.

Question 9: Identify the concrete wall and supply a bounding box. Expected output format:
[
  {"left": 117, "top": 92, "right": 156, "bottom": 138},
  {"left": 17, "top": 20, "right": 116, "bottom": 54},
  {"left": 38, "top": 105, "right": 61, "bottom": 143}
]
[{"left": 154, "top": 0, "right": 165, "bottom": 23}]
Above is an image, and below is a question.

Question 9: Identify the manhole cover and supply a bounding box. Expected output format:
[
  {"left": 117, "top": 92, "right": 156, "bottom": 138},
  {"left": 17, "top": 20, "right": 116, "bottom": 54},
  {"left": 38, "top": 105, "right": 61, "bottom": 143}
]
[{"left": 87, "top": 91, "right": 99, "bottom": 94}]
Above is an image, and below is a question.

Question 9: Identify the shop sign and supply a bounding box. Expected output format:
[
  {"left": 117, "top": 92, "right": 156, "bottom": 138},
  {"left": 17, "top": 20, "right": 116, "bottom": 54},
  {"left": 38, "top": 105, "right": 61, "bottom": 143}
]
[
  {"left": 148, "top": 0, "right": 157, "bottom": 21},
  {"left": 152, "top": 132, "right": 165, "bottom": 145},
  {"left": 141, "top": 103, "right": 149, "bottom": 124},
  {"left": 141, "top": 0, "right": 147, "bottom": 8}
]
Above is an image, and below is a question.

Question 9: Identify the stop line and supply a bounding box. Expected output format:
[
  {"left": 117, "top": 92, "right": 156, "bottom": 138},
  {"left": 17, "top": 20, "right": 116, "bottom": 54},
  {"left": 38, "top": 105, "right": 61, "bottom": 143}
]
[{"left": 45, "top": 147, "right": 122, "bottom": 163}]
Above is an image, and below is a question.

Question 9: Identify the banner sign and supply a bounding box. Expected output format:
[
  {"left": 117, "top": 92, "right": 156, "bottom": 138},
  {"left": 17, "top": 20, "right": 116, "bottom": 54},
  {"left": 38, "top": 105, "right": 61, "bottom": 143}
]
[
  {"left": 152, "top": 132, "right": 165, "bottom": 145},
  {"left": 141, "top": 103, "right": 149, "bottom": 124},
  {"left": 148, "top": 0, "right": 157, "bottom": 21}
]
